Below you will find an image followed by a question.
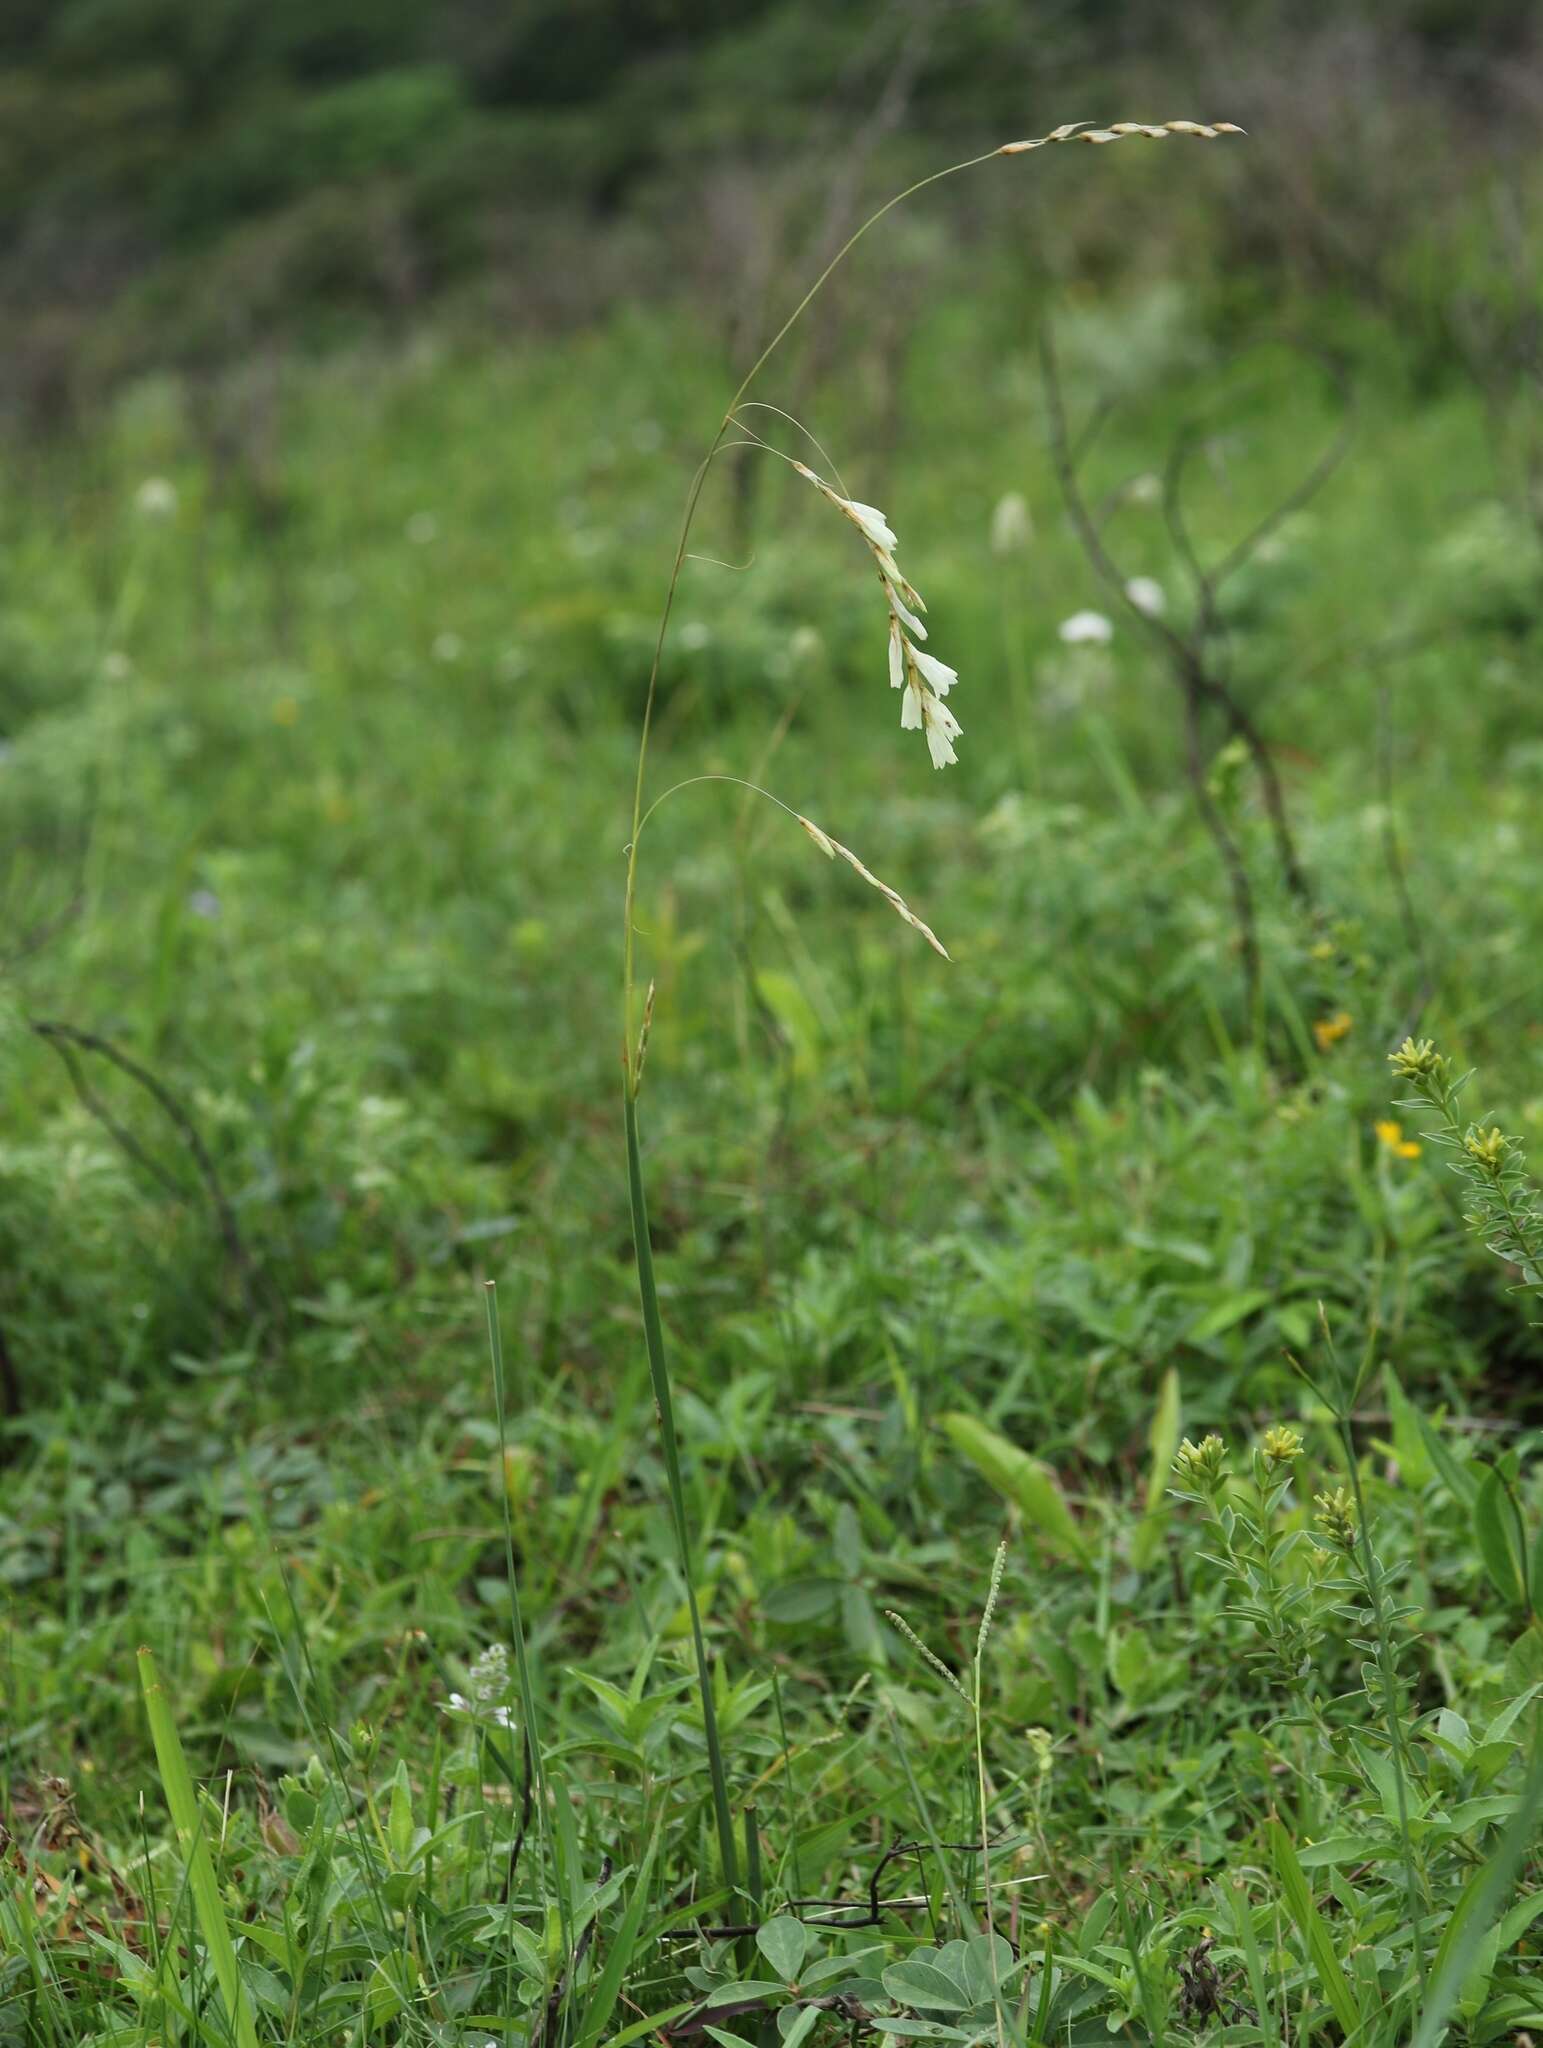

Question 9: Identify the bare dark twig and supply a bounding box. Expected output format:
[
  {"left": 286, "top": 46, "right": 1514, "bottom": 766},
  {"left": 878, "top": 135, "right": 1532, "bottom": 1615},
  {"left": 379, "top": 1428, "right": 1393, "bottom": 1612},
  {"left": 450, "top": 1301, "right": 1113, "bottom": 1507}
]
[
  {"left": 661, "top": 1830, "right": 1030, "bottom": 1939},
  {"left": 1040, "top": 324, "right": 1263, "bottom": 1016},
  {"left": 30, "top": 1019, "right": 254, "bottom": 1302}
]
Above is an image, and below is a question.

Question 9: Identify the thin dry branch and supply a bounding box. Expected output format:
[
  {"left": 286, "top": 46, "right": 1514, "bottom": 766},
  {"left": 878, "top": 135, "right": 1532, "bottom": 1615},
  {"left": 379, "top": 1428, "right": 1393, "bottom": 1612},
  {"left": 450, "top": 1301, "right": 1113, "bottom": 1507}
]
[
  {"left": 1039, "top": 325, "right": 1263, "bottom": 1012},
  {"left": 31, "top": 1019, "right": 255, "bottom": 1305}
]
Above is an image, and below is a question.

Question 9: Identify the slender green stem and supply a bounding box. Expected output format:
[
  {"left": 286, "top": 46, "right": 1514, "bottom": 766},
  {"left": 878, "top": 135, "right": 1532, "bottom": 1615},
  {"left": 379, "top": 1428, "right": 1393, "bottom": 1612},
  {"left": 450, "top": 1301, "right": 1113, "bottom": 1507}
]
[
  {"left": 624, "top": 1090, "right": 741, "bottom": 1894},
  {"left": 484, "top": 1285, "right": 551, "bottom": 1878}
]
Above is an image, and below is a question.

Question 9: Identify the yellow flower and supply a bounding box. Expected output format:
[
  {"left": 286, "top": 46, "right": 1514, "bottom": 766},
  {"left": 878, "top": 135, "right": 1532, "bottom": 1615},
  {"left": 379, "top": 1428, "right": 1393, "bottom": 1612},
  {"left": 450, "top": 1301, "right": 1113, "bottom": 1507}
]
[
  {"left": 1374, "top": 1119, "right": 1421, "bottom": 1161},
  {"left": 1464, "top": 1126, "right": 1508, "bottom": 1174},
  {"left": 1312, "top": 1010, "right": 1353, "bottom": 1053},
  {"left": 1314, "top": 1486, "right": 1359, "bottom": 1552},
  {"left": 1389, "top": 1036, "right": 1444, "bottom": 1082},
  {"left": 273, "top": 695, "right": 300, "bottom": 727}
]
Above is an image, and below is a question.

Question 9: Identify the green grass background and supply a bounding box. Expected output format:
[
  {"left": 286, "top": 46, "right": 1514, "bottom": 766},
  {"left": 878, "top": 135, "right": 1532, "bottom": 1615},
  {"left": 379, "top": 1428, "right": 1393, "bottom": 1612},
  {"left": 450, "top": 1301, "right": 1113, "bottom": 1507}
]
[{"left": 3, "top": 234, "right": 1543, "bottom": 2038}]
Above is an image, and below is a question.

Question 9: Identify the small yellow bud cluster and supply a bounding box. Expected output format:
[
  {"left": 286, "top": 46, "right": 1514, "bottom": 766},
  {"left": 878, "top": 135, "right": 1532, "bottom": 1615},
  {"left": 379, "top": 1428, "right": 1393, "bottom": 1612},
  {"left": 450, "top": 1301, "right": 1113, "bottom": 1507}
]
[
  {"left": 1388, "top": 1037, "right": 1446, "bottom": 1085},
  {"left": 1025, "top": 1726, "right": 1055, "bottom": 1778},
  {"left": 1174, "top": 1434, "right": 1228, "bottom": 1489},
  {"left": 1313, "top": 1486, "right": 1359, "bottom": 1552},
  {"left": 1463, "top": 1126, "right": 1509, "bottom": 1175},
  {"left": 1260, "top": 1425, "right": 1304, "bottom": 1468}
]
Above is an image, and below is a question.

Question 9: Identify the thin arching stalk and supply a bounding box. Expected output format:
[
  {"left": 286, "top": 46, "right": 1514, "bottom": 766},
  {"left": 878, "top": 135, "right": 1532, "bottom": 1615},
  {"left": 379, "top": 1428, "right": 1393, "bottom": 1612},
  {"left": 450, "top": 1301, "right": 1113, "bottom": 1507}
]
[{"left": 617, "top": 118, "right": 1242, "bottom": 1902}]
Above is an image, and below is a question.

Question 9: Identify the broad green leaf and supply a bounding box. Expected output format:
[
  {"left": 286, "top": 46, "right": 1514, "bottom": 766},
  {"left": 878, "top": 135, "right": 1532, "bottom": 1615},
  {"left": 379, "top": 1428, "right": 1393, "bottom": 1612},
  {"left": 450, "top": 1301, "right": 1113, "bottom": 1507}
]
[
  {"left": 1269, "top": 1820, "right": 1362, "bottom": 2039},
  {"left": 870, "top": 2023, "right": 979, "bottom": 2041},
  {"left": 1188, "top": 1290, "right": 1272, "bottom": 1344},
  {"left": 1413, "top": 1407, "right": 1479, "bottom": 1510},
  {"left": 763, "top": 1579, "right": 841, "bottom": 1624},
  {"left": 752, "top": 969, "right": 825, "bottom": 1078},
  {"left": 777, "top": 2008, "right": 821, "bottom": 2048},
  {"left": 1382, "top": 1368, "right": 1434, "bottom": 1488},
  {"left": 939, "top": 1413, "right": 1089, "bottom": 1565},
  {"left": 1505, "top": 1624, "right": 1543, "bottom": 1697},
  {"left": 1296, "top": 1835, "right": 1400, "bottom": 1868},
  {"left": 1474, "top": 1467, "right": 1527, "bottom": 1610},
  {"left": 1481, "top": 1681, "right": 1543, "bottom": 1747},
  {"left": 756, "top": 1915, "right": 809, "bottom": 1984},
  {"left": 882, "top": 1958, "right": 976, "bottom": 2011},
  {"left": 961, "top": 1931, "right": 1014, "bottom": 2005}
]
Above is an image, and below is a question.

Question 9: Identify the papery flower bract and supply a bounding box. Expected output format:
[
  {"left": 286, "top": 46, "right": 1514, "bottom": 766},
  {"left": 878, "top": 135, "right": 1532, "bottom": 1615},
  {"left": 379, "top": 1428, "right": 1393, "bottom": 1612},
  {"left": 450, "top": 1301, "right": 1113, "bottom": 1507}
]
[
  {"left": 886, "top": 582, "right": 928, "bottom": 641},
  {"left": 991, "top": 491, "right": 1033, "bottom": 556},
  {"left": 791, "top": 462, "right": 896, "bottom": 551},
  {"left": 1125, "top": 576, "right": 1166, "bottom": 617},
  {"left": 1059, "top": 610, "right": 1114, "bottom": 645},
  {"left": 908, "top": 647, "right": 958, "bottom": 697},
  {"left": 135, "top": 476, "right": 178, "bottom": 519}
]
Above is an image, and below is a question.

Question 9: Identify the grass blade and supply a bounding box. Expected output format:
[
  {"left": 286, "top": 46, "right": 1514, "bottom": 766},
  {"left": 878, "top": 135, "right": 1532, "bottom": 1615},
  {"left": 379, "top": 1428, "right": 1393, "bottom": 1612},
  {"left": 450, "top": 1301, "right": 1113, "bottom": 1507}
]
[
  {"left": 137, "top": 1647, "right": 260, "bottom": 2048},
  {"left": 1268, "top": 1818, "right": 1362, "bottom": 2040}
]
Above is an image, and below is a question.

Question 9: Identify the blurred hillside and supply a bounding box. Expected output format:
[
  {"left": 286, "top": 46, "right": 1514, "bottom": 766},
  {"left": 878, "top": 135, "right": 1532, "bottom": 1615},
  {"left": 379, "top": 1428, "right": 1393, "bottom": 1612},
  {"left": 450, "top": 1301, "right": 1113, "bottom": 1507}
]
[{"left": 2, "top": 0, "right": 1541, "bottom": 425}]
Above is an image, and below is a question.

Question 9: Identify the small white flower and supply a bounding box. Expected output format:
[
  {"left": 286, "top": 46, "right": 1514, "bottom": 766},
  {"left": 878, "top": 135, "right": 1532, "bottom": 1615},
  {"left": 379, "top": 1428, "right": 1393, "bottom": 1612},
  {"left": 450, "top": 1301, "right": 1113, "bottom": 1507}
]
[
  {"left": 841, "top": 497, "right": 898, "bottom": 553},
  {"left": 1059, "top": 610, "right": 1114, "bottom": 645},
  {"left": 888, "top": 617, "right": 905, "bottom": 691},
  {"left": 898, "top": 669, "right": 962, "bottom": 770},
  {"left": 1127, "top": 473, "right": 1162, "bottom": 506},
  {"left": 990, "top": 491, "right": 1032, "bottom": 556},
  {"left": 678, "top": 620, "right": 712, "bottom": 651},
  {"left": 188, "top": 889, "right": 221, "bottom": 921},
  {"left": 886, "top": 583, "right": 927, "bottom": 642},
  {"left": 442, "top": 1644, "right": 518, "bottom": 1732},
  {"left": 792, "top": 463, "right": 897, "bottom": 552},
  {"left": 102, "top": 650, "right": 132, "bottom": 682},
  {"left": 1125, "top": 576, "right": 1166, "bottom": 618},
  {"left": 432, "top": 631, "right": 463, "bottom": 663},
  {"left": 135, "top": 476, "right": 177, "bottom": 519},
  {"left": 908, "top": 647, "right": 958, "bottom": 697}
]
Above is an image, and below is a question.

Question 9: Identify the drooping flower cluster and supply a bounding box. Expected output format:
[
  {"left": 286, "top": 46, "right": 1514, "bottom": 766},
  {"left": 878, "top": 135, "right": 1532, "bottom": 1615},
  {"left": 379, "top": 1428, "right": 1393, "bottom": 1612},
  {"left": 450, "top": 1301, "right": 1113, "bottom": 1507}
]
[{"left": 792, "top": 461, "right": 962, "bottom": 770}]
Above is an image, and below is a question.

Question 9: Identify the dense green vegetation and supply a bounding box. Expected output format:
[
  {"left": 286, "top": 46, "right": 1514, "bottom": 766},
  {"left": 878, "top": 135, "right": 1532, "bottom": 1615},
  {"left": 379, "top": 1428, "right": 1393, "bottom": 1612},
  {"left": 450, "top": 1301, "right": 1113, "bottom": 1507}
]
[{"left": 3, "top": 88, "right": 1543, "bottom": 2048}]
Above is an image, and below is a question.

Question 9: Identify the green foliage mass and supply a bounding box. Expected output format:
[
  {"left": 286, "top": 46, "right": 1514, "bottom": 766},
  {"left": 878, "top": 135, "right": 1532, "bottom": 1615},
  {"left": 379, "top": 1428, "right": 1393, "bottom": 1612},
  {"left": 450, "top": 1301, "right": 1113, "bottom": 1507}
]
[{"left": 2, "top": 170, "right": 1543, "bottom": 2042}]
